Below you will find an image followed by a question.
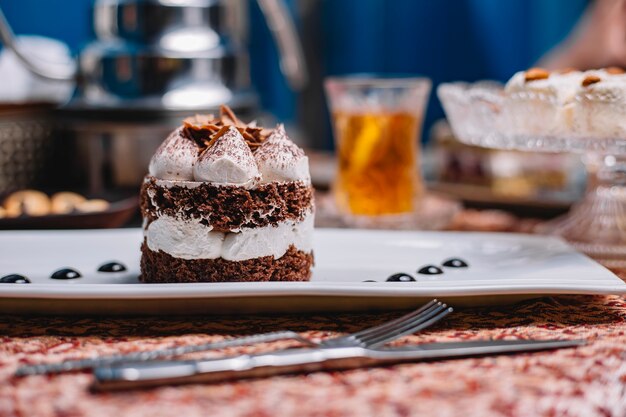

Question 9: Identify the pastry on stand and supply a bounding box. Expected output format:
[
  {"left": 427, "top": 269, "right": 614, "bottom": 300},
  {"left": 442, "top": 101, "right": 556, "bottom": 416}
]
[{"left": 439, "top": 68, "right": 626, "bottom": 269}]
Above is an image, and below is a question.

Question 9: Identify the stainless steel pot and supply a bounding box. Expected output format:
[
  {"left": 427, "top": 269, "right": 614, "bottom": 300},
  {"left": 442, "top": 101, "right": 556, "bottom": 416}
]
[
  {"left": 93, "top": 0, "right": 229, "bottom": 45},
  {"left": 0, "top": 0, "right": 307, "bottom": 109},
  {"left": 77, "top": 41, "right": 250, "bottom": 109}
]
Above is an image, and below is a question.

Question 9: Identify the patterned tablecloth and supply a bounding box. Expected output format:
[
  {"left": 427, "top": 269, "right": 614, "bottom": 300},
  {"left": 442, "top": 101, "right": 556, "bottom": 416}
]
[
  {"left": 2, "top": 210, "right": 626, "bottom": 417},
  {"left": 1, "top": 295, "right": 626, "bottom": 417}
]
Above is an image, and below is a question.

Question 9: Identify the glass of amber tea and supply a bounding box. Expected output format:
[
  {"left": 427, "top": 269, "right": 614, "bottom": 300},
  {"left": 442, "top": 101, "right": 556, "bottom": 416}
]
[{"left": 325, "top": 76, "right": 431, "bottom": 218}]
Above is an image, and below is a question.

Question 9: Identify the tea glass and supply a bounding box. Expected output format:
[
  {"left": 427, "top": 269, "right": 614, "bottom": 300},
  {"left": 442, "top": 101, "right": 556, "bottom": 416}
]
[{"left": 324, "top": 76, "right": 432, "bottom": 220}]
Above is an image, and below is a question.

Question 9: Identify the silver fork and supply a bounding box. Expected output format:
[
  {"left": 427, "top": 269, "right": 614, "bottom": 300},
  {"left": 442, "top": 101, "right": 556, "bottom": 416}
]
[
  {"left": 15, "top": 299, "right": 450, "bottom": 376},
  {"left": 94, "top": 301, "right": 453, "bottom": 387}
]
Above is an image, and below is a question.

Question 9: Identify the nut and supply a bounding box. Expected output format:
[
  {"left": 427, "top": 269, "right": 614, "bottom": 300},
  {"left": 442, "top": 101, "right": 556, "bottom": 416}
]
[
  {"left": 76, "top": 199, "right": 110, "bottom": 213},
  {"left": 606, "top": 66, "right": 625, "bottom": 75},
  {"left": 3, "top": 190, "right": 50, "bottom": 217},
  {"left": 582, "top": 75, "right": 601, "bottom": 87},
  {"left": 51, "top": 192, "right": 86, "bottom": 214},
  {"left": 524, "top": 67, "right": 550, "bottom": 82}
]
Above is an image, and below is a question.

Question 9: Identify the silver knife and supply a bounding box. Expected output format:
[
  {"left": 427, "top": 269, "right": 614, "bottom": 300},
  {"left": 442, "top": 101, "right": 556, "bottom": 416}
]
[{"left": 92, "top": 339, "right": 585, "bottom": 391}]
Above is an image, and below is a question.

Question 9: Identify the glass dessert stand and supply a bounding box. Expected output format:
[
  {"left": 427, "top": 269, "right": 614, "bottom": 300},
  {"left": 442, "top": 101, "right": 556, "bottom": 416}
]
[{"left": 439, "top": 82, "right": 626, "bottom": 268}]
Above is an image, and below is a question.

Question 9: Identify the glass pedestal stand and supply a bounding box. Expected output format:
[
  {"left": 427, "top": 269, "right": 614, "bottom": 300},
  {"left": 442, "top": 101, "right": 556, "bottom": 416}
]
[
  {"left": 451, "top": 130, "right": 626, "bottom": 268},
  {"left": 438, "top": 81, "right": 626, "bottom": 268},
  {"left": 536, "top": 153, "right": 626, "bottom": 268}
]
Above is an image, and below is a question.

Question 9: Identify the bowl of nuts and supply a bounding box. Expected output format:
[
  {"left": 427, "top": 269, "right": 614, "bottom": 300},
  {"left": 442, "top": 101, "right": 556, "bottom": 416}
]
[{"left": 0, "top": 189, "right": 138, "bottom": 229}]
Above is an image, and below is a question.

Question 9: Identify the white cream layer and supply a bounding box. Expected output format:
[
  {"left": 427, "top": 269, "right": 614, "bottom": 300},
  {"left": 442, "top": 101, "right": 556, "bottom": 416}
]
[{"left": 145, "top": 212, "right": 314, "bottom": 261}]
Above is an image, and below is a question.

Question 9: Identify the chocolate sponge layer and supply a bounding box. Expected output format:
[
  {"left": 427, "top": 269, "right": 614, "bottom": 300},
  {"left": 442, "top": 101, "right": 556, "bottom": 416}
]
[
  {"left": 140, "top": 242, "right": 313, "bottom": 283},
  {"left": 141, "top": 177, "right": 314, "bottom": 232}
]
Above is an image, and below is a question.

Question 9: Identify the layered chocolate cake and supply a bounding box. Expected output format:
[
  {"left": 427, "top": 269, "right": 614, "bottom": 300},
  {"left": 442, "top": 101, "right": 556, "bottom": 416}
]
[{"left": 140, "top": 106, "right": 314, "bottom": 283}]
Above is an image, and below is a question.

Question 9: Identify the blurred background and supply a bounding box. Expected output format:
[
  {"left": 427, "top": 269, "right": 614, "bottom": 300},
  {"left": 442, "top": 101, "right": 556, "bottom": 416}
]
[
  {"left": 0, "top": 0, "right": 591, "bottom": 227},
  {"left": 0, "top": 0, "right": 588, "bottom": 145}
]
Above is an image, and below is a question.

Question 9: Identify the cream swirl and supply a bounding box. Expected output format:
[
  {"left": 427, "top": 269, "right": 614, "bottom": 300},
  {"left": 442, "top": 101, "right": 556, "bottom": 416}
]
[
  {"left": 254, "top": 124, "right": 311, "bottom": 184},
  {"left": 148, "top": 127, "right": 198, "bottom": 181},
  {"left": 193, "top": 126, "right": 260, "bottom": 187}
]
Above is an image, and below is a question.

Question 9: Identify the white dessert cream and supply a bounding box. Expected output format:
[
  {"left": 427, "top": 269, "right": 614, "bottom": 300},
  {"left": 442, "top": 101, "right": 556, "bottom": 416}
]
[
  {"left": 193, "top": 126, "right": 261, "bottom": 188},
  {"left": 148, "top": 128, "right": 198, "bottom": 181},
  {"left": 254, "top": 124, "right": 311, "bottom": 184},
  {"left": 146, "top": 212, "right": 314, "bottom": 261}
]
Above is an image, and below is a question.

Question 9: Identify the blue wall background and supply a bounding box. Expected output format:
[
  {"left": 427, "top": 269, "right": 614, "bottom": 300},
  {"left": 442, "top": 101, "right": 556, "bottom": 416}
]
[
  {"left": 317, "top": 0, "right": 587, "bottom": 138},
  {"left": 0, "top": 0, "right": 93, "bottom": 51},
  {"left": 0, "top": 0, "right": 587, "bottom": 142}
]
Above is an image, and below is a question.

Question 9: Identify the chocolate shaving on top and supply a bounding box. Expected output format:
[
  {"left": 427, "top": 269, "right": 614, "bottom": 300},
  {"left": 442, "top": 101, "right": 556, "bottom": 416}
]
[
  {"left": 181, "top": 105, "right": 271, "bottom": 151},
  {"left": 220, "top": 105, "right": 244, "bottom": 127},
  {"left": 183, "top": 114, "right": 217, "bottom": 129},
  {"left": 203, "top": 125, "right": 232, "bottom": 150}
]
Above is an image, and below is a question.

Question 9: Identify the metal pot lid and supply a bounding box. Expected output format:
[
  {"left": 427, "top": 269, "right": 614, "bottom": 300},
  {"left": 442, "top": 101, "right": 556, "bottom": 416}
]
[
  {"left": 66, "top": 38, "right": 255, "bottom": 119},
  {"left": 94, "top": 0, "right": 228, "bottom": 46},
  {"left": 60, "top": 89, "right": 258, "bottom": 124}
]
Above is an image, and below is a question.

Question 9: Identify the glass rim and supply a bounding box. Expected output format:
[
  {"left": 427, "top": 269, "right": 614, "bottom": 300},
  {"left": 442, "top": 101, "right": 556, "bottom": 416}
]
[{"left": 324, "top": 74, "right": 431, "bottom": 89}]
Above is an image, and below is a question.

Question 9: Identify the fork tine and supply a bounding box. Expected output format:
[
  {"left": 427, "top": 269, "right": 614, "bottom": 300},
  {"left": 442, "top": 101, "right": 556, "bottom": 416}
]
[
  {"left": 350, "top": 299, "right": 438, "bottom": 339},
  {"left": 362, "top": 303, "right": 447, "bottom": 342},
  {"left": 351, "top": 301, "right": 440, "bottom": 343},
  {"left": 356, "top": 303, "right": 444, "bottom": 346},
  {"left": 363, "top": 306, "right": 452, "bottom": 348},
  {"left": 360, "top": 305, "right": 452, "bottom": 348}
]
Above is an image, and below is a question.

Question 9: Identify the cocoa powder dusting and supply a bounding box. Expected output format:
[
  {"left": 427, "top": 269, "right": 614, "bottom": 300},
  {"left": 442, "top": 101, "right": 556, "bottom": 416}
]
[{"left": 255, "top": 124, "right": 305, "bottom": 172}]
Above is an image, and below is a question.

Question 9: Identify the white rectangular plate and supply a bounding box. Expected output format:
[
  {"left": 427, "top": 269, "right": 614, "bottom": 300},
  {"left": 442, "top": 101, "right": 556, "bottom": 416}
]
[{"left": 0, "top": 228, "right": 624, "bottom": 315}]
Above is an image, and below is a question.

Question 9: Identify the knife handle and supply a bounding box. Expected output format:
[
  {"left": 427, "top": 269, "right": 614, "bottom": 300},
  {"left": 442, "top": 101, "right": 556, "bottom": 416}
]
[
  {"left": 16, "top": 331, "right": 307, "bottom": 376},
  {"left": 92, "top": 347, "right": 367, "bottom": 391}
]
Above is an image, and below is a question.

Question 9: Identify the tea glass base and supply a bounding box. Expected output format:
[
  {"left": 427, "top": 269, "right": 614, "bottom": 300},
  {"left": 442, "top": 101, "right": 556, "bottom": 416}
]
[
  {"left": 316, "top": 192, "right": 461, "bottom": 230},
  {"left": 536, "top": 154, "right": 626, "bottom": 269}
]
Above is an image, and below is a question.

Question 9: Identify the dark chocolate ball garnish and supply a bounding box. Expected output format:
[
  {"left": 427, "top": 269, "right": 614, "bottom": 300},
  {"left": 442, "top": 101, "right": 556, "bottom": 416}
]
[
  {"left": 386, "top": 273, "right": 416, "bottom": 282},
  {"left": 442, "top": 258, "right": 469, "bottom": 268},
  {"left": 0, "top": 274, "right": 30, "bottom": 283},
  {"left": 417, "top": 265, "right": 444, "bottom": 275},
  {"left": 98, "top": 262, "right": 127, "bottom": 273},
  {"left": 51, "top": 268, "right": 81, "bottom": 280}
]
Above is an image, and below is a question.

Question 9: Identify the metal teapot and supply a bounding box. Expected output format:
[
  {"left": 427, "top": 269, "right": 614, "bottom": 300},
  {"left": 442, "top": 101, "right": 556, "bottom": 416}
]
[{"left": 0, "top": 0, "right": 308, "bottom": 112}]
